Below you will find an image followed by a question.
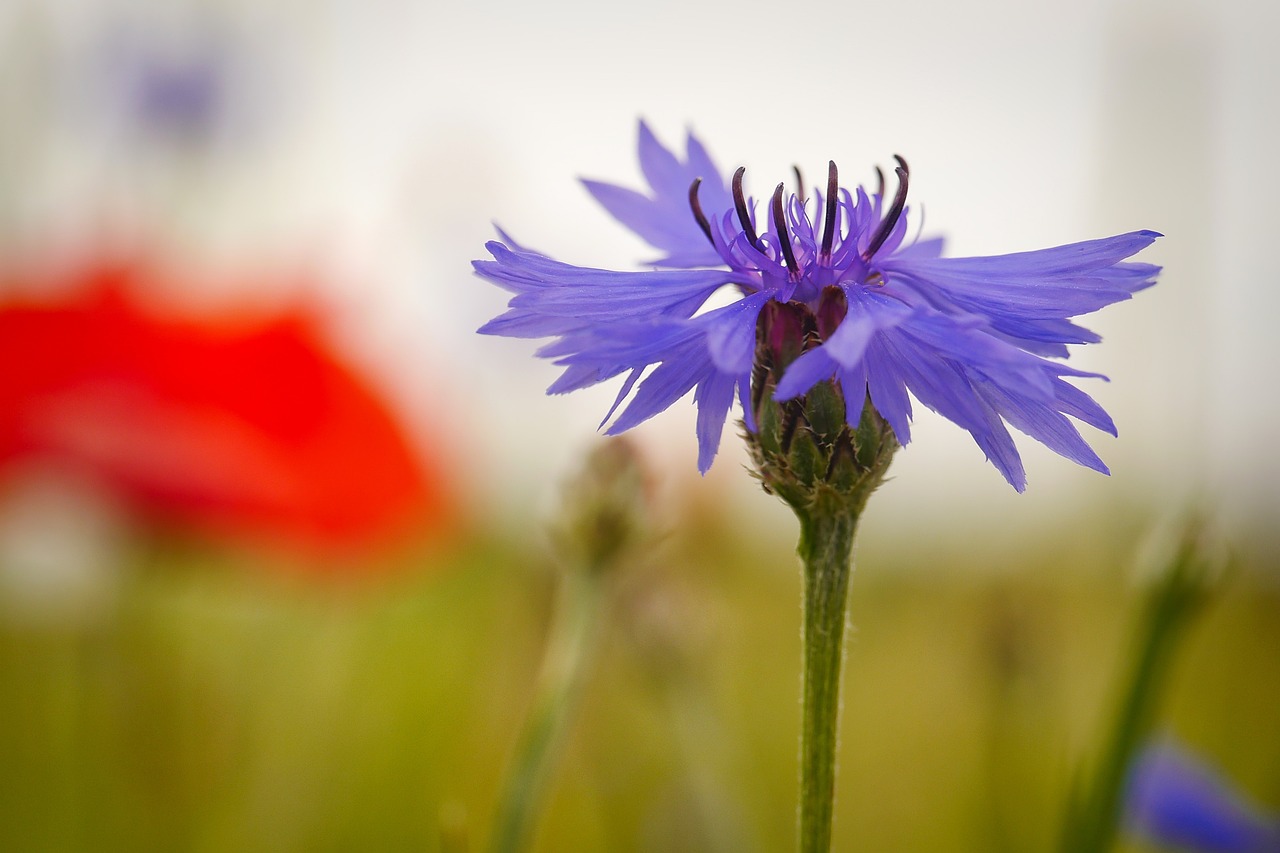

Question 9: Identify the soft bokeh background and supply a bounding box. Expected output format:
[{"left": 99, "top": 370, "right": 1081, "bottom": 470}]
[{"left": 1, "top": 0, "right": 1277, "bottom": 850}]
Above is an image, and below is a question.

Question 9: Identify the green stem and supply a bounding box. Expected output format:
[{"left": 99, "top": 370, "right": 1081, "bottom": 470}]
[
  {"left": 1058, "top": 533, "right": 1209, "bottom": 853},
  {"left": 796, "top": 494, "right": 862, "bottom": 853},
  {"left": 489, "top": 570, "right": 606, "bottom": 853}
]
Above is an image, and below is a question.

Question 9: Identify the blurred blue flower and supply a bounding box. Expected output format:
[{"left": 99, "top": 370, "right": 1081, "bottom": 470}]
[
  {"left": 87, "top": 13, "right": 273, "bottom": 152},
  {"left": 1127, "top": 740, "right": 1280, "bottom": 852},
  {"left": 123, "top": 41, "right": 227, "bottom": 138},
  {"left": 475, "top": 122, "right": 1159, "bottom": 485}
]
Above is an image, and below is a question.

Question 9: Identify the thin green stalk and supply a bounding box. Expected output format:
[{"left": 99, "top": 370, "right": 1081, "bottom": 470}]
[
  {"left": 489, "top": 569, "right": 606, "bottom": 853},
  {"left": 1058, "top": 529, "right": 1212, "bottom": 853},
  {"left": 796, "top": 494, "right": 862, "bottom": 853}
]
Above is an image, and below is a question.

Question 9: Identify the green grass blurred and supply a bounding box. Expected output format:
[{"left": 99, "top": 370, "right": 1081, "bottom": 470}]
[{"left": 1, "top": 501, "right": 1276, "bottom": 852}]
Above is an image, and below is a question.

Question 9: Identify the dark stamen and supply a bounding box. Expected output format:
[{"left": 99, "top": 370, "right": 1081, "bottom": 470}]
[
  {"left": 732, "top": 166, "right": 761, "bottom": 249},
  {"left": 687, "top": 178, "right": 715, "bottom": 247},
  {"left": 820, "top": 160, "right": 839, "bottom": 258},
  {"left": 771, "top": 183, "right": 799, "bottom": 276},
  {"left": 874, "top": 166, "right": 885, "bottom": 200},
  {"left": 862, "top": 155, "right": 910, "bottom": 262},
  {"left": 792, "top": 165, "right": 806, "bottom": 204}
]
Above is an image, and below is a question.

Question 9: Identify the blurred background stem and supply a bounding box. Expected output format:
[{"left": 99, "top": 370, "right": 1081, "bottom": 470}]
[
  {"left": 1058, "top": 522, "right": 1215, "bottom": 853},
  {"left": 488, "top": 439, "right": 650, "bottom": 853},
  {"left": 488, "top": 567, "right": 606, "bottom": 853}
]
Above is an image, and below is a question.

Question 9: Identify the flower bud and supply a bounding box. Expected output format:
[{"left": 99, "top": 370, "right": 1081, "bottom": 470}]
[{"left": 549, "top": 438, "right": 652, "bottom": 574}]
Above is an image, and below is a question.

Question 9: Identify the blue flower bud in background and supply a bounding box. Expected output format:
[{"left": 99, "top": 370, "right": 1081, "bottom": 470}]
[{"left": 1127, "top": 740, "right": 1280, "bottom": 853}]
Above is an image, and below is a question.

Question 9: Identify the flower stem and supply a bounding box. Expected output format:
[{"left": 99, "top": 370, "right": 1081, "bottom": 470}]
[
  {"left": 1057, "top": 524, "right": 1213, "bottom": 853},
  {"left": 489, "top": 569, "right": 605, "bottom": 853},
  {"left": 796, "top": 491, "right": 862, "bottom": 853}
]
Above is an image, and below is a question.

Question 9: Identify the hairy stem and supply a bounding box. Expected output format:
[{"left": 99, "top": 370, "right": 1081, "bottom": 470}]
[{"left": 796, "top": 493, "right": 862, "bottom": 853}]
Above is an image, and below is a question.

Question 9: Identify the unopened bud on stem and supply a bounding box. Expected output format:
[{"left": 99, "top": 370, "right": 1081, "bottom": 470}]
[{"left": 550, "top": 438, "right": 652, "bottom": 575}]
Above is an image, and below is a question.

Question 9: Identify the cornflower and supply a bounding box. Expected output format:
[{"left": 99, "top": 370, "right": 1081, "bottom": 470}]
[
  {"left": 475, "top": 121, "right": 1159, "bottom": 852},
  {"left": 475, "top": 121, "right": 1159, "bottom": 491}
]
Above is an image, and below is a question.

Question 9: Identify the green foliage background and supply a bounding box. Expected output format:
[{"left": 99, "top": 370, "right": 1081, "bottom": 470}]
[{"left": 2, "top": 501, "right": 1276, "bottom": 852}]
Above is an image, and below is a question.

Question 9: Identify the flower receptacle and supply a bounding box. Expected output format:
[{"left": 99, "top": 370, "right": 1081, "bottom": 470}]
[{"left": 746, "top": 297, "right": 898, "bottom": 517}]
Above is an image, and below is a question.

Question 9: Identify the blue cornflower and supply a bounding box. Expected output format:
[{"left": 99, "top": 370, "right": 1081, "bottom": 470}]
[
  {"left": 475, "top": 122, "right": 1159, "bottom": 489},
  {"left": 1126, "top": 740, "right": 1280, "bottom": 853}
]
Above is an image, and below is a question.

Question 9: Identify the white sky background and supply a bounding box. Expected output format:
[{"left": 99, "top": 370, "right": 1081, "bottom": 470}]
[{"left": 2, "top": 0, "right": 1278, "bottom": 548}]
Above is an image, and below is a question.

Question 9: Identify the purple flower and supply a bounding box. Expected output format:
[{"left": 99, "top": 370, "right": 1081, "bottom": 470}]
[
  {"left": 1127, "top": 740, "right": 1280, "bottom": 853},
  {"left": 474, "top": 122, "right": 1159, "bottom": 487}
]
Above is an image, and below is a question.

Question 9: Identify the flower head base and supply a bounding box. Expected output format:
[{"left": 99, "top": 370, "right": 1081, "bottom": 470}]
[
  {"left": 746, "top": 294, "right": 899, "bottom": 513},
  {"left": 475, "top": 122, "right": 1159, "bottom": 491}
]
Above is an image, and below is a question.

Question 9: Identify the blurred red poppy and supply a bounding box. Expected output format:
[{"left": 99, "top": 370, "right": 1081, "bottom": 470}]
[{"left": 0, "top": 256, "right": 456, "bottom": 558}]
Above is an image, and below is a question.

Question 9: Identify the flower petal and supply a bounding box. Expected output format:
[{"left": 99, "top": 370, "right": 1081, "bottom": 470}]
[
  {"left": 864, "top": 341, "right": 914, "bottom": 443},
  {"left": 694, "top": 369, "right": 738, "bottom": 473},
  {"left": 582, "top": 121, "right": 731, "bottom": 268},
  {"left": 593, "top": 299, "right": 764, "bottom": 472},
  {"left": 884, "top": 232, "right": 1160, "bottom": 324},
  {"left": 968, "top": 397, "right": 1028, "bottom": 492},
  {"left": 976, "top": 379, "right": 1110, "bottom": 475},
  {"left": 474, "top": 240, "right": 736, "bottom": 341}
]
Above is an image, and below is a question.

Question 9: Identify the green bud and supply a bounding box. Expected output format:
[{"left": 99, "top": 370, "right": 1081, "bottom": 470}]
[
  {"left": 744, "top": 291, "right": 899, "bottom": 516},
  {"left": 550, "top": 438, "right": 652, "bottom": 574}
]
